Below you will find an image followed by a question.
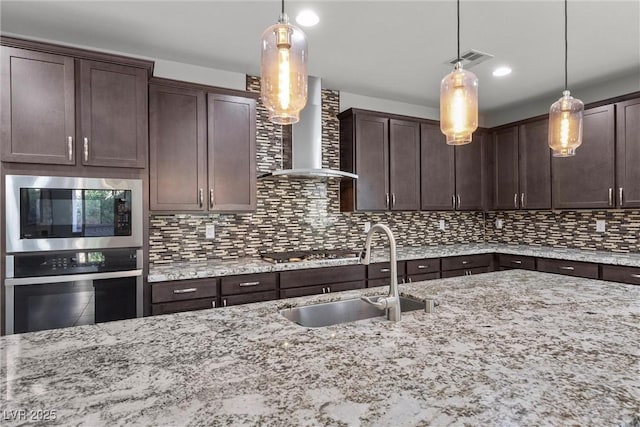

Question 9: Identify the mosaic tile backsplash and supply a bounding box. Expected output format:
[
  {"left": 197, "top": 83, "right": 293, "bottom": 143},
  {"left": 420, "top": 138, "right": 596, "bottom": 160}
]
[{"left": 148, "top": 76, "right": 640, "bottom": 264}]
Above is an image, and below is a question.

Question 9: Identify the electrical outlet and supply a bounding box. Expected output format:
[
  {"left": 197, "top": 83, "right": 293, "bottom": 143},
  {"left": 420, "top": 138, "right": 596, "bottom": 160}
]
[
  {"left": 205, "top": 224, "right": 216, "bottom": 239},
  {"left": 364, "top": 222, "right": 371, "bottom": 233},
  {"left": 495, "top": 219, "right": 504, "bottom": 229},
  {"left": 596, "top": 220, "right": 606, "bottom": 233},
  {"left": 439, "top": 220, "right": 446, "bottom": 231}
]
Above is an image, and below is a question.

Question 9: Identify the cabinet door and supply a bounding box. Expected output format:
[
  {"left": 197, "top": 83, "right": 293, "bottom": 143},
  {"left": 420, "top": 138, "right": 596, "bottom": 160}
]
[
  {"left": 420, "top": 123, "right": 455, "bottom": 210},
  {"left": 389, "top": 119, "right": 420, "bottom": 210},
  {"left": 207, "top": 93, "right": 256, "bottom": 211},
  {"left": 616, "top": 98, "right": 640, "bottom": 208},
  {"left": 355, "top": 115, "right": 389, "bottom": 210},
  {"left": 519, "top": 119, "right": 551, "bottom": 209},
  {"left": 493, "top": 126, "right": 519, "bottom": 210},
  {"left": 79, "top": 60, "right": 147, "bottom": 168},
  {"left": 149, "top": 84, "right": 207, "bottom": 211},
  {"left": 455, "top": 133, "right": 484, "bottom": 210},
  {"left": 552, "top": 105, "right": 615, "bottom": 209},
  {"left": 1, "top": 47, "right": 75, "bottom": 165}
]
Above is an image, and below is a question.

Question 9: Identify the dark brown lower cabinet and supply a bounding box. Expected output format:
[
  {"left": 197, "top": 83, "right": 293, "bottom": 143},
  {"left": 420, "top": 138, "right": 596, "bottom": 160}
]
[
  {"left": 601, "top": 265, "right": 640, "bottom": 285},
  {"left": 497, "top": 254, "right": 536, "bottom": 271},
  {"left": 367, "top": 262, "right": 406, "bottom": 279},
  {"left": 407, "top": 272, "right": 440, "bottom": 283},
  {"left": 152, "top": 298, "right": 217, "bottom": 316},
  {"left": 280, "top": 281, "right": 365, "bottom": 299},
  {"left": 221, "top": 272, "right": 278, "bottom": 306},
  {"left": 151, "top": 278, "right": 219, "bottom": 315},
  {"left": 441, "top": 254, "right": 492, "bottom": 271},
  {"left": 368, "top": 277, "right": 405, "bottom": 288},
  {"left": 279, "top": 265, "right": 366, "bottom": 299},
  {"left": 441, "top": 267, "right": 490, "bottom": 278},
  {"left": 536, "top": 258, "right": 599, "bottom": 279},
  {"left": 406, "top": 258, "right": 440, "bottom": 275}
]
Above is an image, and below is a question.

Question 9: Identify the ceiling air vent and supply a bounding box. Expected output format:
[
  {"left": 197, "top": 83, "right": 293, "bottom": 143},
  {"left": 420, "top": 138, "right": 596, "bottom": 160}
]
[{"left": 445, "top": 49, "right": 494, "bottom": 69}]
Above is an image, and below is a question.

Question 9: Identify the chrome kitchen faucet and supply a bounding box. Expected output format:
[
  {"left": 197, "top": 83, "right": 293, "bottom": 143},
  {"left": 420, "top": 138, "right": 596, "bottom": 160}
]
[{"left": 360, "top": 223, "right": 401, "bottom": 322}]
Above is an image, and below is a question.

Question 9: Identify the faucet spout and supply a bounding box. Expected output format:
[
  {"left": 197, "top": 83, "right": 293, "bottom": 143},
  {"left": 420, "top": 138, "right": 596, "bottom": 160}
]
[{"left": 360, "top": 223, "right": 401, "bottom": 322}]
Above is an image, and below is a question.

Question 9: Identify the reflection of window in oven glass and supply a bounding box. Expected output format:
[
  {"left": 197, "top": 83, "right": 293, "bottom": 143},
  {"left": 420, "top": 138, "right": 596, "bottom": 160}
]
[
  {"left": 72, "top": 190, "right": 83, "bottom": 234},
  {"left": 84, "top": 190, "right": 115, "bottom": 237},
  {"left": 88, "top": 252, "right": 105, "bottom": 264}
]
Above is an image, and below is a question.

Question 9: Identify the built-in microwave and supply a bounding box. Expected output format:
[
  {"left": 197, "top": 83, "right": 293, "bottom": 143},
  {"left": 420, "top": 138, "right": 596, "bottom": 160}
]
[{"left": 5, "top": 175, "right": 143, "bottom": 253}]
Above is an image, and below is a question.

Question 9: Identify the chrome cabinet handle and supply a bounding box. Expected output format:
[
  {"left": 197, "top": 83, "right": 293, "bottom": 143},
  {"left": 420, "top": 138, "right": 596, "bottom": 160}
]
[
  {"left": 212, "top": 300, "right": 217, "bottom": 308},
  {"left": 511, "top": 260, "right": 523, "bottom": 265},
  {"left": 322, "top": 287, "right": 327, "bottom": 294},
  {"left": 83, "top": 137, "right": 89, "bottom": 162},
  {"left": 417, "top": 265, "right": 429, "bottom": 269},
  {"left": 559, "top": 266, "right": 575, "bottom": 271},
  {"left": 199, "top": 189, "right": 204, "bottom": 207},
  {"left": 173, "top": 288, "right": 197, "bottom": 294},
  {"left": 326, "top": 286, "right": 331, "bottom": 293},
  {"left": 619, "top": 187, "right": 624, "bottom": 206},
  {"left": 380, "top": 268, "right": 390, "bottom": 273},
  {"left": 452, "top": 195, "right": 456, "bottom": 209},
  {"left": 457, "top": 194, "right": 461, "bottom": 209},
  {"left": 514, "top": 193, "right": 518, "bottom": 209},
  {"left": 408, "top": 277, "right": 412, "bottom": 283},
  {"left": 521, "top": 193, "right": 525, "bottom": 208},
  {"left": 462, "top": 260, "right": 470, "bottom": 265},
  {"left": 67, "top": 136, "right": 73, "bottom": 161},
  {"left": 386, "top": 193, "right": 390, "bottom": 208},
  {"left": 222, "top": 298, "right": 228, "bottom": 307},
  {"left": 391, "top": 193, "right": 396, "bottom": 208},
  {"left": 239, "top": 281, "right": 260, "bottom": 287},
  {"left": 209, "top": 188, "right": 214, "bottom": 208},
  {"left": 630, "top": 274, "right": 640, "bottom": 279},
  {"left": 608, "top": 188, "right": 613, "bottom": 206}
]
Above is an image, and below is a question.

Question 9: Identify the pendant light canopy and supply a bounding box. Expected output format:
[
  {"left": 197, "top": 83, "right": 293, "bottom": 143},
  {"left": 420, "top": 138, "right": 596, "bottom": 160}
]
[
  {"left": 548, "top": 0, "right": 584, "bottom": 157},
  {"left": 260, "top": 0, "right": 308, "bottom": 125},
  {"left": 440, "top": 0, "right": 478, "bottom": 145}
]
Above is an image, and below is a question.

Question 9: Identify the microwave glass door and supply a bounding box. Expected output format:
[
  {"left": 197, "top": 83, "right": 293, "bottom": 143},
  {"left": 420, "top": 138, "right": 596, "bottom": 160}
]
[{"left": 20, "top": 188, "right": 132, "bottom": 239}]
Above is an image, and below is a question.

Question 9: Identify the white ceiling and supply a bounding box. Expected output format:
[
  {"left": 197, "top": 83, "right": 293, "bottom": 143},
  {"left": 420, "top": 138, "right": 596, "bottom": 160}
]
[{"left": 2, "top": 1, "right": 639, "bottom": 118}]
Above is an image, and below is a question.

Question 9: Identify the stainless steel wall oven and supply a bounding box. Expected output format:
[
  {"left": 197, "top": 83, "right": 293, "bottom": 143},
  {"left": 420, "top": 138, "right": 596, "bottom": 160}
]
[{"left": 4, "top": 175, "right": 144, "bottom": 335}]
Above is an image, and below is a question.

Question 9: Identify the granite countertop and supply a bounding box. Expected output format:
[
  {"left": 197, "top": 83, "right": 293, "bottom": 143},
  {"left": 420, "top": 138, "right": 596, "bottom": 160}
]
[
  {"left": 1, "top": 270, "right": 639, "bottom": 425},
  {"left": 148, "top": 243, "right": 640, "bottom": 282}
]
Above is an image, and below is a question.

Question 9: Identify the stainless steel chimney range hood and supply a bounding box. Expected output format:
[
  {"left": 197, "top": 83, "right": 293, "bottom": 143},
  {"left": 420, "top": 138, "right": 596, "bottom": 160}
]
[{"left": 259, "top": 76, "right": 358, "bottom": 180}]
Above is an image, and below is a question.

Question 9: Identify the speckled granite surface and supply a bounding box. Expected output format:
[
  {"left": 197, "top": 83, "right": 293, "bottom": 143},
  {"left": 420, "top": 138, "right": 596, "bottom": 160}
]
[
  {"left": 148, "top": 243, "right": 640, "bottom": 282},
  {"left": 2, "top": 270, "right": 639, "bottom": 426}
]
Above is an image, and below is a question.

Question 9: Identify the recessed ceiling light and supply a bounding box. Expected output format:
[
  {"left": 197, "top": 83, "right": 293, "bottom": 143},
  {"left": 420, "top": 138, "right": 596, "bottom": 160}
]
[
  {"left": 296, "top": 10, "right": 319, "bottom": 27},
  {"left": 492, "top": 66, "right": 512, "bottom": 77}
]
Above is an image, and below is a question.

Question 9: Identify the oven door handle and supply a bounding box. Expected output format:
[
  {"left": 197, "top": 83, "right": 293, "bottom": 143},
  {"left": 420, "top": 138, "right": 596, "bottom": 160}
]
[{"left": 5, "top": 269, "right": 143, "bottom": 286}]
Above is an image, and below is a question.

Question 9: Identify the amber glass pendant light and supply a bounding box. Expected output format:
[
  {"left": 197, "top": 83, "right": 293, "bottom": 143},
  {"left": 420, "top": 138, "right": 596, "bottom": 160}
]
[
  {"left": 260, "top": 0, "right": 308, "bottom": 124},
  {"left": 440, "top": 0, "right": 478, "bottom": 145},
  {"left": 548, "top": 0, "right": 584, "bottom": 157}
]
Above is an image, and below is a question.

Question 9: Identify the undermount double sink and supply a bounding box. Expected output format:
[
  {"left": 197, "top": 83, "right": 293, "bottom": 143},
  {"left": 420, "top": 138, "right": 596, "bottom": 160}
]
[{"left": 280, "top": 296, "right": 429, "bottom": 328}]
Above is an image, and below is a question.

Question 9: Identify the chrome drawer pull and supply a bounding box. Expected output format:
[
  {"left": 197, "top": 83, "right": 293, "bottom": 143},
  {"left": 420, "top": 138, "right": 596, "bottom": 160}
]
[
  {"left": 380, "top": 268, "right": 390, "bottom": 273},
  {"left": 199, "top": 188, "right": 204, "bottom": 207},
  {"left": 511, "top": 260, "right": 523, "bottom": 265},
  {"left": 631, "top": 274, "right": 640, "bottom": 279},
  {"left": 619, "top": 187, "right": 624, "bottom": 206},
  {"left": 83, "top": 137, "right": 89, "bottom": 162},
  {"left": 462, "top": 261, "right": 470, "bottom": 265},
  {"left": 239, "top": 281, "right": 260, "bottom": 287},
  {"left": 174, "top": 288, "right": 197, "bottom": 294},
  {"left": 514, "top": 193, "right": 518, "bottom": 208},
  {"left": 417, "top": 265, "right": 429, "bottom": 269},
  {"left": 608, "top": 188, "right": 613, "bottom": 206},
  {"left": 559, "top": 266, "right": 575, "bottom": 271},
  {"left": 67, "top": 136, "right": 73, "bottom": 161}
]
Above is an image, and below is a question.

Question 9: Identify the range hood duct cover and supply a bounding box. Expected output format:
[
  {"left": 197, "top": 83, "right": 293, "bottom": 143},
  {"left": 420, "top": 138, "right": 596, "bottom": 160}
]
[{"left": 259, "top": 76, "right": 357, "bottom": 180}]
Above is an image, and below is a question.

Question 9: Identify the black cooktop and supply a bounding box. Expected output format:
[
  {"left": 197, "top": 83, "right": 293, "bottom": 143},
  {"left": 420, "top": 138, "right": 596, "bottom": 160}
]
[{"left": 261, "top": 249, "right": 361, "bottom": 264}]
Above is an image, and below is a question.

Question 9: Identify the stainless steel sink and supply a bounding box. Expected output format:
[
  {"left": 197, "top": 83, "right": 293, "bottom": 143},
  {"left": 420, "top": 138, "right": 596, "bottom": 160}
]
[{"left": 280, "top": 296, "right": 427, "bottom": 328}]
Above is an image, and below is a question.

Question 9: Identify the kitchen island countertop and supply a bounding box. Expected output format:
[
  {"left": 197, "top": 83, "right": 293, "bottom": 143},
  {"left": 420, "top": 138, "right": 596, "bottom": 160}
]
[
  {"left": 1, "top": 270, "right": 639, "bottom": 426},
  {"left": 148, "top": 243, "right": 640, "bottom": 282}
]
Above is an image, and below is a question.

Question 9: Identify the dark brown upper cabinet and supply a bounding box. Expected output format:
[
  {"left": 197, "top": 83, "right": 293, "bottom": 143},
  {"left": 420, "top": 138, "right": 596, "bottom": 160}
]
[
  {"left": 420, "top": 123, "right": 455, "bottom": 210},
  {"left": 616, "top": 97, "right": 640, "bottom": 208},
  {"left": 149, "top": 79, "right": 257, "bottom": 213},
  {"left": 339, "top": 110, "right": 419, "bottom": 211},
  {"left": 1, "top": 38, "right": 152, "bottom": 169},
  {"left": 149, "top": 83, "right": 207, "bottom": 211},
  {"left": 1, "top": 47, "right": 76, "bottom": 165},
  {"left": 455, "top": 132, "right": 486, "bottom": 211},
  {"left": 552, "top": 104, "right": 615, "bottom": 209},
  {"left": 493, "top": 120, "right": 551, "bottom": 210},
  {"left": 79, "top": 60, "right": 147, "bottom": 168}
]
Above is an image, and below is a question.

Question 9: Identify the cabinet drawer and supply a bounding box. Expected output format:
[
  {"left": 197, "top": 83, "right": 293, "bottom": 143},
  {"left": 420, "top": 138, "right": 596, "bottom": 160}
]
[
  {"left": 536, "top": 258, "right": 599, "bottom": 279},
  {"left": 368, "top": 262, "right": 406, "bottom": 279},
  {"left": 280, "top": 281, "right": 365, "bottom": 299},
  {"left": 368, "top": 277, "right": 405, "bottom": 288},
  {"left": 441, "top": 267, "right": 489, "bottom": 278},
  {"left": 441, "top": 254, "right": 491, "bottom": 271},
  {"left": 601, "top": 265, "right": 640, "bottom": 285},
  {"left": 151, "top": 278, "right": 218, "bottom": 303},
  {"left": 407, "top": 272, "right": 440, "bottom": 282},
  {"left": 497, "top": 254, "right": 536, "bottom": 271},
  {"left": 406, "top": 259, "right": 440, "bottom": 275},
  {"left": 221, "top": 273, "right": 277, "bottom": 295},
  {"left": 280, "top": 265, "right": 365, "bottom": 289},
  {"left": 221, "top": 291, "right": 277, "bottom": 307},
  {"left": 151, "top": 297, "right": 217, "bottom": 315}
]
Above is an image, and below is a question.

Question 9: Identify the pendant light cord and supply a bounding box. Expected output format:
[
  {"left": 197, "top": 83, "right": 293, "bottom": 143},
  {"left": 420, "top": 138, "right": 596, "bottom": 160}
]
[
  {"left": 457, "top": 0, "right": 461, "bottom": 62},
  {"left": 564, "top": 0, "right": 568, "bottom": 90},
  {"left": 282, "top": 0, "right": 285, "bottom": 14}
]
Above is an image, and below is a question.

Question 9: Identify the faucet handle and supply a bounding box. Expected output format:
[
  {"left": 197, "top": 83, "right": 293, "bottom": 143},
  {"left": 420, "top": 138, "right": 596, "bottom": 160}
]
[{"left": 361, "top": 296, "right": 387, "bottom": 309}]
